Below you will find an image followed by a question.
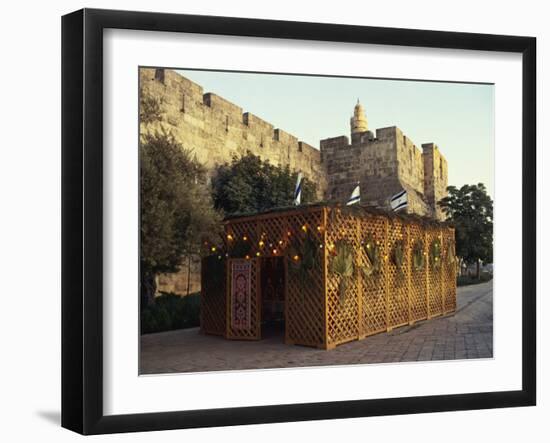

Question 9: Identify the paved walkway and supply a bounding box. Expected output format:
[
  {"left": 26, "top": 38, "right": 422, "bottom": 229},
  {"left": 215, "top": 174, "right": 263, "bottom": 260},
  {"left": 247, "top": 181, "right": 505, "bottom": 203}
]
[{"left": 140, "top": 281, "right": 493, "bottom": 374}]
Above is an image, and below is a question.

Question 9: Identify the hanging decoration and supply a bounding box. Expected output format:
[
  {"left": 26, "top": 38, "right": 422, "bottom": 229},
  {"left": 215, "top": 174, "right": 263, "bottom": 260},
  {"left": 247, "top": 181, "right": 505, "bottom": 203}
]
[
  {"left": 430, "top": 238, "right": 442, "bottom": 270},
  {"left": 412, "top": 240, "right": 425, "bottom": 271},
  {"left": 287, "top": 231, "right": 320, "bottom": 298},
  {"left": 391, "top": 239, "right": 405, "bottom": 274},
  {"left": 360, "top": 234, "right": 381, "bottom": 280},
  {"left": 330, "top": 240, "right": 355, "bottom": 303}
]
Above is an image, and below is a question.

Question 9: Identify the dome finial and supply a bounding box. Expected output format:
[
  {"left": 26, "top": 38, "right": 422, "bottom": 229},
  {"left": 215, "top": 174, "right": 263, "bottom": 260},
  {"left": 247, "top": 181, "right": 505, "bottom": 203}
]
[{"left": 350, "top": 99, "right": 368, "bottom": 135}]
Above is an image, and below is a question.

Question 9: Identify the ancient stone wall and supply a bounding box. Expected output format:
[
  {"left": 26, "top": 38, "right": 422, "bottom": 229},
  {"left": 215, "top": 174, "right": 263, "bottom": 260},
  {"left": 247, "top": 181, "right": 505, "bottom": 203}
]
[
  {"left": 422, "top": 143, "right": 449, "bottom": 220},
  {"left": 321, "top": 125, "right": 446, "bottom": 219},
  {"left": 139, "top": 68, "right": 327, "bottom": 195}
]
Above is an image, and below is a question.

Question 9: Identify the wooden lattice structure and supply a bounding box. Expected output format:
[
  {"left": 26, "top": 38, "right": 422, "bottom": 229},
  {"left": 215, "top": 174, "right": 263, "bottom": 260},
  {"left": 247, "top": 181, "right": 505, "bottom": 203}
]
[{"left": 200, "top": 204, "right": 456, "bottom": 350}]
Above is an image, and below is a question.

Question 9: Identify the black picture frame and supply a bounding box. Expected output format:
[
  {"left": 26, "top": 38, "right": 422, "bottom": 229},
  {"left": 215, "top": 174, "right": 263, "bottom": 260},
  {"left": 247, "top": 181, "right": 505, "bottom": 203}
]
[{"left": 61, "top": 8, "right": 536, "bottom": 435}]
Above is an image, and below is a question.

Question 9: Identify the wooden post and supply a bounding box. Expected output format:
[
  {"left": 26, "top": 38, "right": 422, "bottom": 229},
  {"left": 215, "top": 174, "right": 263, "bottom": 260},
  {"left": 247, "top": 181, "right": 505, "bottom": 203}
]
[
  {"left": 225, "top": 259, "right": 231, "bottom": 339},
  {"left": 322, "top": 207, "right": 330, "bottom": 349},
  {"left": 284, "top": 255, "right": 291, "bottom": 345},
  {"left": 255, "top": 257, "right": 261, "bottom": 340}
]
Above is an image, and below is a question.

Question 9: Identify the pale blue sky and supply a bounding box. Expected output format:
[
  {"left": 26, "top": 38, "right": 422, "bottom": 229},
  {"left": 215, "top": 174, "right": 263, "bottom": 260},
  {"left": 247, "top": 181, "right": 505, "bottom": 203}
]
[{"left": 176, "top": 69, "right": 494, "bottom": 197}]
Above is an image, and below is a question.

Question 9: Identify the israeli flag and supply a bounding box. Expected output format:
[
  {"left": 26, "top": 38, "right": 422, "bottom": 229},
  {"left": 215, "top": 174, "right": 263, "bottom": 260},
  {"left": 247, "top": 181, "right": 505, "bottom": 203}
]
[
  {"left": 346, "top": 183, "right": 360, "bottom": 206},
  {"left": 390, "top": 189, "right": 408, "bottom": 211},
  {"left": 294, "top": 172, "right": 303, "bottom": 206}
]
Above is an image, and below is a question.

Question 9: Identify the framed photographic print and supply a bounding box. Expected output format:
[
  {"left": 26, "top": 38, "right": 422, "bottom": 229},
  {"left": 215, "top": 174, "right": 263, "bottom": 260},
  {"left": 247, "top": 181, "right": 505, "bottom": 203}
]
[{"left": 61, "top": 8, "right": 536, "bottom": 435}]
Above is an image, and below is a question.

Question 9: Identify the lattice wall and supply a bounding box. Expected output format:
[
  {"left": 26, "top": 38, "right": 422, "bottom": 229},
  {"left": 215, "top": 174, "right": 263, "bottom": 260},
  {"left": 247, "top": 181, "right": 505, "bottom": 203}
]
[
  {"left": 409, "top": 222, "right": 428, "bottom": 323},
  {"left": 358, "top": 214, "right": 387, "bottom": 337},
  {"left": 325, "top": 209, "right": 361, "bottom": 347},
  {"left": 324, "top": 209, "right": 456, "bottom": 349},
  {"left": 224, "top": 207, "right": 326, "bottom": 348},
  {"left": 387, "top": 218, "right": 410, "bottom": 329},
  {"left": 200, "top": 257, "right": 226, "bottom": 336},
  {"left": 204, "top": 206, "right": 457, "bottom": 350},
  {"left": 284, "top": 209, "right": 325, "bottom": 348}
]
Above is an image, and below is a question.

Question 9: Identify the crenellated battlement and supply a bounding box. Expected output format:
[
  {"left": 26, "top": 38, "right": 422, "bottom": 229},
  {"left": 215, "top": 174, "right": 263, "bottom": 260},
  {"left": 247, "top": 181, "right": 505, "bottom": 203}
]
[
  {"left": 140, "top": 68, "right": 447, "bottom": 222},
  {"left": 140, "top": 68, "right": 327, "bottom": 197},
  {"left": 320, "top": 110, "right": 448, "bottom": 220}
]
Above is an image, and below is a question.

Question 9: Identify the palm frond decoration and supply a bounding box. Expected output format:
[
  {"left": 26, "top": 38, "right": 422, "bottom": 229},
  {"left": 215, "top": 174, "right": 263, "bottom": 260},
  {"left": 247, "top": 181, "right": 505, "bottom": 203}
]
[
  {"left": 430, "top": 239, "right": 442, "bottom": 269},
  {"left": 287, "top": 232, "right": 320, "bottom": 301},
  {"left": 360, "top": 234, "right": 381, "bottom": 280},
  {"left": 412, "top": 240, "right": 425, "bottom": 271},
  {"left": 330, "top": 240, "right": 355, "bottom": 303},
  {"left": 392, "top": 239, "right": 405, "bottom": 274}
]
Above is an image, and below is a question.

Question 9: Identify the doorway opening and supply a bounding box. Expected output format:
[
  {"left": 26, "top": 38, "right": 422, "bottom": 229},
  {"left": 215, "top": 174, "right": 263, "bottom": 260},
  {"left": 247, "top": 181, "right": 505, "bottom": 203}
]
[{"left": 260, "top": 257, "right": 286, "bottom": 340}]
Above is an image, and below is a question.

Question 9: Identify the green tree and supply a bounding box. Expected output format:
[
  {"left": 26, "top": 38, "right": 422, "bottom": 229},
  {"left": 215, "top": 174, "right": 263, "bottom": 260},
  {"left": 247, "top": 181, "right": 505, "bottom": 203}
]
[
  {"left": 438, "top": 183, "right": 493, "bottom": 278},
  {"left": 211, "top": 152, "right": 318, "bottom": 216},
  {"left": 140, "top": 132, "right": 221, "bottom": 306}
]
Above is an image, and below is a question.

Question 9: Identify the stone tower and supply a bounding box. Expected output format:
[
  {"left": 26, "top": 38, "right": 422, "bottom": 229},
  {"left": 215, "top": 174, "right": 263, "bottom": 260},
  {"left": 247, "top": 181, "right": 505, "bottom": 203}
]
[
  {"left": 422, "top": 143, "right": 448, "bottom": 221},
  {"left": 350, "top": 99, "right": 368, "bottom": 135},
  {"left": 321, "top": 101, "right": 449, "bottom": 221}
]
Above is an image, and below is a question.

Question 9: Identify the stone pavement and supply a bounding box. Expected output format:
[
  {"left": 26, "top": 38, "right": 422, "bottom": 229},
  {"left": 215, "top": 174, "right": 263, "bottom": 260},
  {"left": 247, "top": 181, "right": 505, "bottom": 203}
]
[{"left": 140, "top": 281, "right": 493, "bottom": 374}]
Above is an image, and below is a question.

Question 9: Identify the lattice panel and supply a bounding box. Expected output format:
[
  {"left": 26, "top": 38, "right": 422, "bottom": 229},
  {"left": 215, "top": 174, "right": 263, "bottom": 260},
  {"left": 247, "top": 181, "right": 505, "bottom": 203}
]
[
  {"left": 214, "top": 207, "right": 458, "bottom": 350},
  {"left": 226, "top": 258, "right": 261, "bottom": 340},
  {"left": 325, "top": 208, "right": 362, "bottom": 347},
  {"left": 224, "top": 208, "right": 326, "bottom": 347},
  {"left": 409, "top": 223, "right": 428, "bottom": 322},
  {"left": 285, "top": 209, "right": 325, "bottom": 348},
  {"left": 200, "top": 257, "right": 226, "bottom": 336},
  {"left": 442, "top": 227, "right": 457, "bottom": 313},
  {"left": 387, "top": 219, "right": 409, "bottom": 329},
  {"left": 359, "top": 215, "right": 387, "bottom": 337},
  {"left": 427, "top": 228, "right": 443, "bottom": 318}
]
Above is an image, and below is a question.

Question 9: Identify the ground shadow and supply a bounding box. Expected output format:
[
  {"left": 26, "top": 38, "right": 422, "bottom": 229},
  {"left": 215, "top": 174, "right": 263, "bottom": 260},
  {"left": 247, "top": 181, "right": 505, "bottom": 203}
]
[{"left": 36, "top": 410, "right": 61, "bottom": 426}]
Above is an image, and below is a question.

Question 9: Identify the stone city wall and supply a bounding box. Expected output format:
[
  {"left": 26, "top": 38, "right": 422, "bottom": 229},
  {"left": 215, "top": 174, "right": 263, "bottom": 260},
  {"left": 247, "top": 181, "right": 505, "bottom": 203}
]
[{"left": 140, "top": 68, "right": 327, "bottom": 196}]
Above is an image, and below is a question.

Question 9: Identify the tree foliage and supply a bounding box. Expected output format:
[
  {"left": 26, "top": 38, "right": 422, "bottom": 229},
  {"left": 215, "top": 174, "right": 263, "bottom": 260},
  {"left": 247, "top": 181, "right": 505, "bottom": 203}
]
[
  {"left": 139, "top": 86, "right": 164, "bottom": 124},
  {"left": 140, "top": 132, "right": 221, "bottom": 303},
  {"left": 211, "top": 152, "right": 318, "bottom": 216},
  {"left": 438, "top": 183, "right": 493, "bottom": 266}
]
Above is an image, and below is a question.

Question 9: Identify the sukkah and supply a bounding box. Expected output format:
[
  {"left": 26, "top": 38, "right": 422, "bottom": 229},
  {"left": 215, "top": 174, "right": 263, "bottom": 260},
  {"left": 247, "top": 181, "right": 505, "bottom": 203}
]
[{"left": 200, "top": 204, "right": 456, "bottom": 350}]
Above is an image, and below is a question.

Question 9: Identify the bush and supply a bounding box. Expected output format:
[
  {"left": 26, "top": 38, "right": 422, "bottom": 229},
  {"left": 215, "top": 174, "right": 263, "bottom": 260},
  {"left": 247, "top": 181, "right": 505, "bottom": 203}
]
[
  {"left": 141, "top": 292, "right": 201, "bottom": 334},
  {"left": 457, "top": 273, "right": 493, "bottom": 287}
]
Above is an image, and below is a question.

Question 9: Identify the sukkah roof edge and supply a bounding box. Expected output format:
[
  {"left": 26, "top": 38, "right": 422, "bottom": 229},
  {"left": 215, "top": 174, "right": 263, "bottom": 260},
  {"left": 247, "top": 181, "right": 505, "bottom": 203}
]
[{"left": 223, "top": 201, "right": 453, "bottom": 228}]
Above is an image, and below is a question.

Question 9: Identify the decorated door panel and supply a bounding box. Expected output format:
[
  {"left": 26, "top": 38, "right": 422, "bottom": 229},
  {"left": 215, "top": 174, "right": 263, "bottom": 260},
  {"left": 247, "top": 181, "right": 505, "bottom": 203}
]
[{"left": 226, "top": 258, "right": 261, "bottom": 340}]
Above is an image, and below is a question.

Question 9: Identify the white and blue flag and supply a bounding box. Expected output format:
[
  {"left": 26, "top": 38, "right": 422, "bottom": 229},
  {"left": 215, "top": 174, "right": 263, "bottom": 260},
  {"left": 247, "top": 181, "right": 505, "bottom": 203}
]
[
  {"left": 346, "top": 183, "right": 360, "bottom": 206},
  {"left": 390, "top": 189, "right": 408, "bottom": 212},
  {"left": 294, "top": 172, "right": 303, "bottom": 206}
]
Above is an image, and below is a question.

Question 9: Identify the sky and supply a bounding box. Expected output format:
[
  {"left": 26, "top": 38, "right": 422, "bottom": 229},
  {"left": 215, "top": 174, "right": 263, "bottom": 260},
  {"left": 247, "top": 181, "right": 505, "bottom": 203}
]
[{"left": 176, "top": 69, "right": 494, "bottom": 197}]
